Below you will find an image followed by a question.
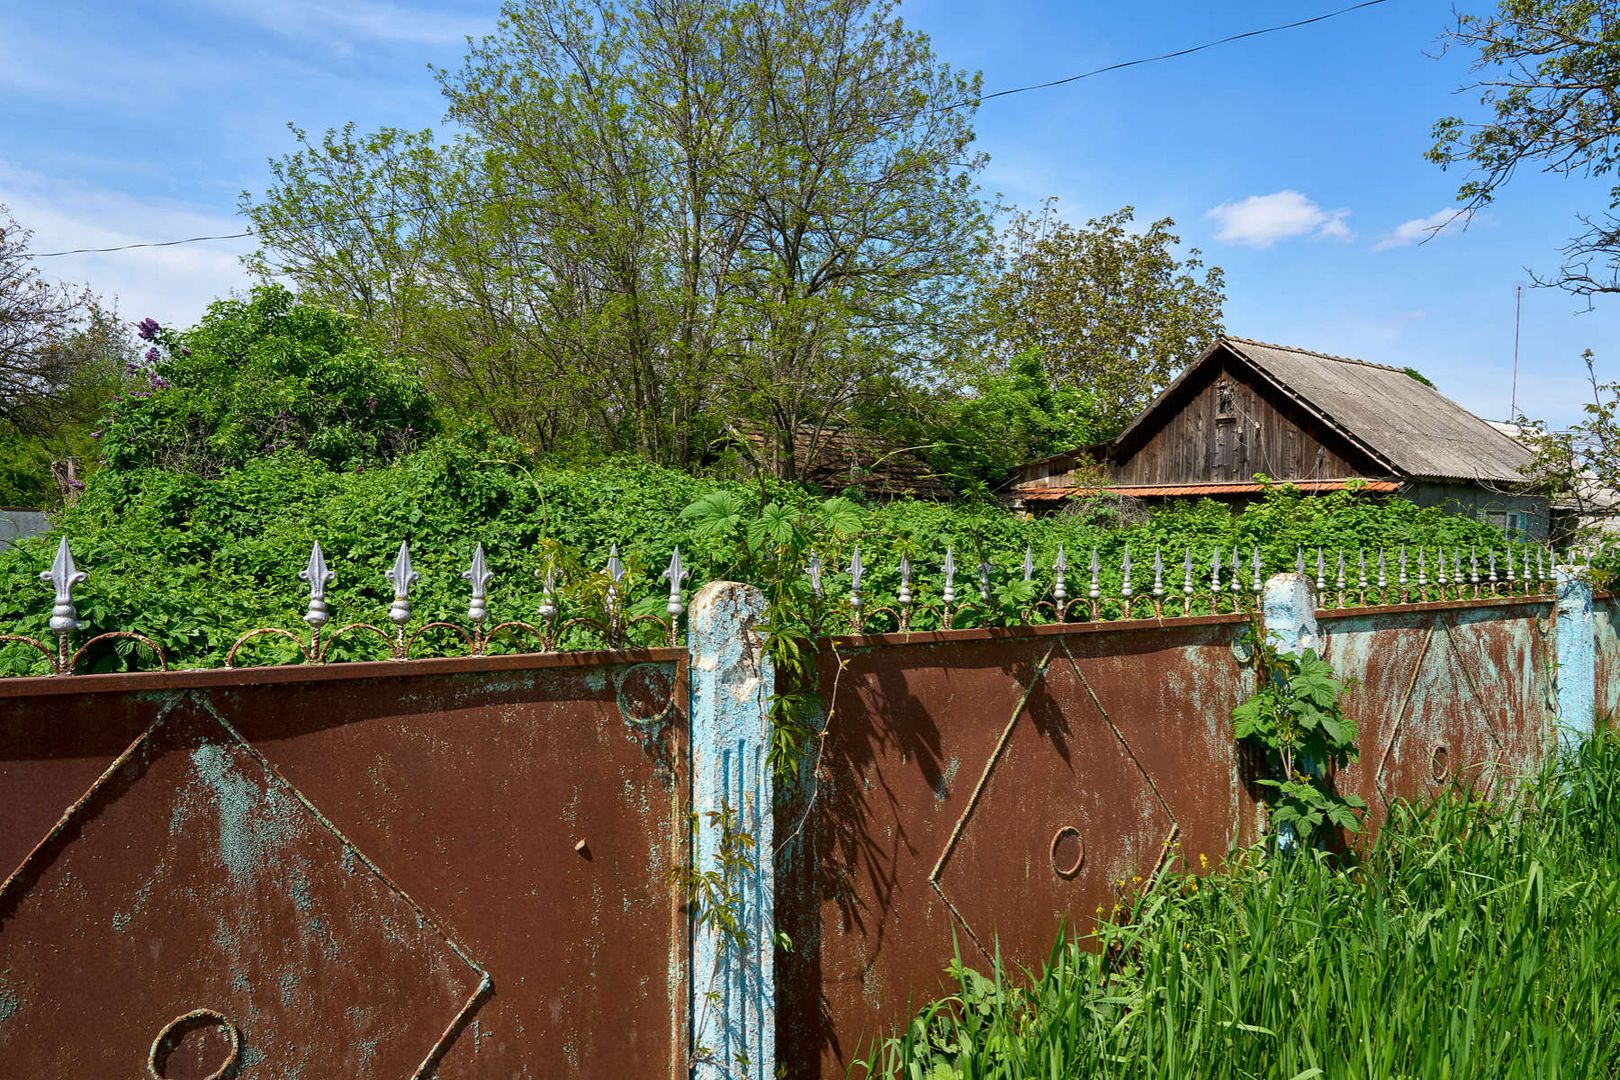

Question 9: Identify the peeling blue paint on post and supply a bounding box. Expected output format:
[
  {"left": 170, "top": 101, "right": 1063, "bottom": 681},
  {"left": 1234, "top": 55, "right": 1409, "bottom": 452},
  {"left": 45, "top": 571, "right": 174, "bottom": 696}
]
[
  {"left": 1261, "top": 573, "right": 1321, "bottom": 854},
  {"left": 1261, "top": 573, "right": 1321, "bottom": 658},
  {"left": 1556, "top": 565, "right": 1595, "bottom": 748},
  {"left": 689, "top": 581, "right": 774, "bottom": 1080}
]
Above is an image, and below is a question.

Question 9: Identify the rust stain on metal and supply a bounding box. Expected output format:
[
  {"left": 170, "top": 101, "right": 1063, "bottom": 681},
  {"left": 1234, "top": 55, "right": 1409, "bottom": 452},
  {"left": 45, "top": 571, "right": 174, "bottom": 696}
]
[
  {"left": 777, "top": 620, "right": 1256, "bottom": 1078},
  {"left": 0, "top": 652, "right": 688, "bottom": 1077}
]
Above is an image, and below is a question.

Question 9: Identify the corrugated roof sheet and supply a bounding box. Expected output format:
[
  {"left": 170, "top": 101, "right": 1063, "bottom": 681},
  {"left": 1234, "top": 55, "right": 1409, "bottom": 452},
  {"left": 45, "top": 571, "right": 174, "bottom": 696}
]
[
  {"left": 1020, "top": 479, "right": 1399, "bottom": 501},
  {"left": 1222, "top": 337, "right": 1534, "bottom": 483}
]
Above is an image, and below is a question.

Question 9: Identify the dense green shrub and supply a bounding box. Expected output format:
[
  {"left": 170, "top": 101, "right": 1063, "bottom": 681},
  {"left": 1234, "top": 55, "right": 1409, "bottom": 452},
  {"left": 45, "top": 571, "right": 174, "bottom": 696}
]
[
  {"left": 863, "top": 728, "right": 1620, "bottom": 1079},
  {"left": 0, "top": 442, "right": 1517, "bottom": 675},
  {"left": 98, "top": 285, "right": 437, "bottom": 476}
]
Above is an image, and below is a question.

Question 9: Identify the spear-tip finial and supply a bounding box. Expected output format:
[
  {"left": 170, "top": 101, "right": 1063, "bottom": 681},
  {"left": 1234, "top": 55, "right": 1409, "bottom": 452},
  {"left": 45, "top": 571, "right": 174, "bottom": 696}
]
[
  {"left": 41, "top": 536, "right": 86, "bottom": 634},
  {"left": 385, "top": 541, "right": 418, "bottom": 626},
  {"left": 300, "top": 540, "right": 334, "bottom": 629},
  {"left": 463, "top": 543, "right": 494, "bottom": 624},
  {"left": 663, "top": 546, "right": 688, "bottom": 617}
]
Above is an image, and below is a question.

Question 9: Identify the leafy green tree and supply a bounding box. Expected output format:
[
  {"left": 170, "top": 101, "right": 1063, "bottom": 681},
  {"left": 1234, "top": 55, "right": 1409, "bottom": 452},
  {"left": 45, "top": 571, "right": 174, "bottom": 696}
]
[
  {"left": 0, "top": 205, "right": 131, "bottom": 504},
  {"left": 1430, "top": 0, "right": 1620, "bottom": 299},
  {"left": 925, "top": 348, "right": 1101, "bottom": 493},
  {"left": 98, "top": 285, "right": 437, "bottom": 477},
  {"left": 977, "top": 202, "right": 1225, "bottom": 435},
  {"left": 244, "top": 0, "right": 989, "bottom": 475}
]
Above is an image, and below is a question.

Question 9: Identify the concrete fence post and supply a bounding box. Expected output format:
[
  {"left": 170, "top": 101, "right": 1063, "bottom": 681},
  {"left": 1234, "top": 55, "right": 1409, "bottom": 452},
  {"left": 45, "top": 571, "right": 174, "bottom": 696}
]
[
  {"left": 1261, "top": 572, "right": 1322, "bottom": 657},
  {"left": 1555, "top": 564, "right": 1596, "bottom": 748},
  {"left": 688, "top": 581, "right": 775, "bottom": 1080}
]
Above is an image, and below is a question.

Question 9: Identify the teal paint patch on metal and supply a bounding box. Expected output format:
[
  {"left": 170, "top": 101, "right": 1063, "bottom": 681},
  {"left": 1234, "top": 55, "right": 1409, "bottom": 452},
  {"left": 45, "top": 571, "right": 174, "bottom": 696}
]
[
  {"left": 0, "top": 988, "right": 20, "bottom": 1024},
  {"left": 688, "top": 581, "right": 775, "bottom": 1080},
  {"left": 1556, "top": 567, "right": 1596, "bottom": 747}
]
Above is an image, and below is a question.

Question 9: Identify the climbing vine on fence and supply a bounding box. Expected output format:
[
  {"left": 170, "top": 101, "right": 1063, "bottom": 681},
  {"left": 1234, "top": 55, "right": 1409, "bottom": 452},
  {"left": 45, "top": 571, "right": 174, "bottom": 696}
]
[{"left": 1233, "top": 636, "right": 1366, "bottom": 848}]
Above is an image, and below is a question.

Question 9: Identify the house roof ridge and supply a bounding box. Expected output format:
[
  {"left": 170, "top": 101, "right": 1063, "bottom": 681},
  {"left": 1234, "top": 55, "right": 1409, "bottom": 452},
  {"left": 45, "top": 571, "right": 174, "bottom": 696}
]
[{"left": 1222, "top": 335, "right": 1409, "bottom": 374}]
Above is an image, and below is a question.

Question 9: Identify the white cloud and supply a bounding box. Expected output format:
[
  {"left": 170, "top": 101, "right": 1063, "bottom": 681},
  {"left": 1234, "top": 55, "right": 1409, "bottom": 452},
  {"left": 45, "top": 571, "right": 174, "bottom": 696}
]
[
  {"left": 200, "top": 0, "right": 486, "bottom": 47},
  {"left": 1374, "top": 209, "right": 1458, "bottom": 251},
  {"left": 0, "top": 160, "right": 254, "bottom": 329},
  {"left": 1206, "top": 190, "right": 1351, "bottom": 248}
]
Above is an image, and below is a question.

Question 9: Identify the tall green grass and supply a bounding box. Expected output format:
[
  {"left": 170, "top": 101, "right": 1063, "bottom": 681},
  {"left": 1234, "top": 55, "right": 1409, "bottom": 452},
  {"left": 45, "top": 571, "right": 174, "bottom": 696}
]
[{"left": 860, "top": 729, "right": 1620, "bottom": 1079}]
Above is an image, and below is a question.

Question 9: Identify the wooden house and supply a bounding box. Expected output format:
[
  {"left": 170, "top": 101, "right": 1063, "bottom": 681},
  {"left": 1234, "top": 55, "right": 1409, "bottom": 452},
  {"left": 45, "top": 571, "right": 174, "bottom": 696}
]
[{"left": 1010, "top": 336, "right": 1548, "bottom": 538}]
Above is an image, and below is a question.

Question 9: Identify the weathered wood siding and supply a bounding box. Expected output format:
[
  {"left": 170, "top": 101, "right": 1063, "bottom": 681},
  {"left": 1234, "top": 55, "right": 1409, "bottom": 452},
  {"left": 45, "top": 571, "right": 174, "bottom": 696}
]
[{"left": 1110, "top": 359, "right": 1379, "bottom": 486}]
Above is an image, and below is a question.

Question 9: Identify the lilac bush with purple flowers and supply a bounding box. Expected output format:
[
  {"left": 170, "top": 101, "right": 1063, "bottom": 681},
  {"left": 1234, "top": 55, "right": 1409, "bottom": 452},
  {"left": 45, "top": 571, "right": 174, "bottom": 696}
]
[{"left": 97, "top": 284, "right": 437, "bottom": 476}]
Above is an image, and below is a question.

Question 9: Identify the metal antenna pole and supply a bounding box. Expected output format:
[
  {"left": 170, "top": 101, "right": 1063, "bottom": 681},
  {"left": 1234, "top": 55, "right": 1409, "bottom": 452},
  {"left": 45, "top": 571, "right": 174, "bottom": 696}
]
[{"left": 1510, "top": 284, "right": 1522, "bottom": 419}]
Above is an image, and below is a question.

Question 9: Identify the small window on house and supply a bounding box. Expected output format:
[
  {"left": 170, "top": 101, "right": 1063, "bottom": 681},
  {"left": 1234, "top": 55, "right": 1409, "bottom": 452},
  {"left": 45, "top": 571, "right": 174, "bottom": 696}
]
[
  {"left": 1216, "top": 379, "right": 1235, "bottom": 424},
  {"left": 1485, "top": 510, "right": 1525, "bottom": 535}
]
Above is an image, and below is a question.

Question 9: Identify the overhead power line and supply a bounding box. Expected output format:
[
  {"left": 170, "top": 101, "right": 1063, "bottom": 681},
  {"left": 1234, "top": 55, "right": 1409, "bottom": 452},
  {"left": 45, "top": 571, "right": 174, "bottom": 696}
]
[
  {"left": 25, "top": 0, "right": 1392, "bottom": 260},
  {"left": 964, "top": 0, "right": 1391, "bottom": 108}
]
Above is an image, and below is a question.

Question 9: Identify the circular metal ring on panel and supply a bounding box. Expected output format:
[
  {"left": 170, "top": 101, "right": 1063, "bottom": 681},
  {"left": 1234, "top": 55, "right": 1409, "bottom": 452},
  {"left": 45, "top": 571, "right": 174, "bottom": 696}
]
[
  {"left": 1050, "top": 826, "right": 1085, "bottom": 878},
  {"left": 147, "top": 1008, "right": 241, "bottom": 1080},
  {"left": 1430, "top": 744, "right": 1450, "bottom": 783}
]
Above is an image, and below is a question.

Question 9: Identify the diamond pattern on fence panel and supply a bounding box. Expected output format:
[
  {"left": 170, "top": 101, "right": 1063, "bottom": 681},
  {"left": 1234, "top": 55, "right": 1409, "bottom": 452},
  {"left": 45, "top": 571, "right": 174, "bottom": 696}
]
[
  {"left": 776, "top": 618, "right": 1258, "bottom": 1080},
  {"left": 0, "top": 656, "right": 689, "bottom": 1077},
  {"left": 1320, "top": 599, "right": 1554, "bottom": 829}
]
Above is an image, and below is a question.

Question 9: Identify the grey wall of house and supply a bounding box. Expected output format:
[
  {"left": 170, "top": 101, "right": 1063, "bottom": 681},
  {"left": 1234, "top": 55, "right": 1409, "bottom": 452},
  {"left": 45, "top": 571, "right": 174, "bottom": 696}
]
[
  {"left": 1402, "top": 483, "right": 1549, "bottom": 541},
  {"left": 0, "top": 509, "right": 48, "bottom": 552}
]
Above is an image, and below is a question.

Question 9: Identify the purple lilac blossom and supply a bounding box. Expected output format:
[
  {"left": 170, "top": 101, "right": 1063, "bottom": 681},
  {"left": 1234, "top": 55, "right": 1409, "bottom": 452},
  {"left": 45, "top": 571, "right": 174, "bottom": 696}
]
[
  {"left": 143, "top": 347, "right": 160, "bottom": 365},
  {"left": 135, "top": 318, "right": 160, "bottom": 341}
]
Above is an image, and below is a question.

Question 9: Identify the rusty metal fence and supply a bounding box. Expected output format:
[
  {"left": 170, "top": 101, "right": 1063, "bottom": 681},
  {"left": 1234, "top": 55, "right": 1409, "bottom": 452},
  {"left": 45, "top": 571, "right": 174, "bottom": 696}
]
[
  {"left": 776, "top": 576, "right": 1595, "bottom": 1079},
  {"left": 0, "top": 533, "right": 1607, "bottom": 1079},
  {"left": 0, "top": 650, "right": 690, "bottom": 1077}
]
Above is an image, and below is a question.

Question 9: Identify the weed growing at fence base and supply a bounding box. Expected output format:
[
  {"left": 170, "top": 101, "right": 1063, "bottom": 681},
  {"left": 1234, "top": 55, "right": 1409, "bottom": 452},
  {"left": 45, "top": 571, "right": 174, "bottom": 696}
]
[{"left": 861, "top": 729, "right": 1620, "bottom": 1079}]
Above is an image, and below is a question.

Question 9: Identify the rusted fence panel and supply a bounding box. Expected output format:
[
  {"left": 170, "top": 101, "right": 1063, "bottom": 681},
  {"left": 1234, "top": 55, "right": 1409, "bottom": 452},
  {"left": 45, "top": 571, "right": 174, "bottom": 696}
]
[
  {"left": 777, "top": 617, "right": 1260, "bottom": 1078},
  {"left": 0, "top": 651, "right": 688, "bottom": 1078},
  {"left": 1595, "top": 594, "right": 1620, "bottom": 720},
  {"left": 1320, "top": 598, "right": 1554, "bottom": 821}
]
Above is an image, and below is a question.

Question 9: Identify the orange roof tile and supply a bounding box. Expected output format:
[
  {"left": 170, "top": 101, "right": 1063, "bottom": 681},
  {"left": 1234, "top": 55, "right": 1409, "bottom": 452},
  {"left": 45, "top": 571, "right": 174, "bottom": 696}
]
[{"left": 1018, "top": 480, "right": 1400, "bottom": 501}]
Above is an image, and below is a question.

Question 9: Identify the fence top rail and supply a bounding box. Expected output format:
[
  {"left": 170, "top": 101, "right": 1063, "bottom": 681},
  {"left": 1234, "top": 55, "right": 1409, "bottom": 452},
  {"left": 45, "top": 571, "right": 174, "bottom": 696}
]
[
  {"left": 0, "top": 644, "right": 686, "bottom": 700},
  {"left": 826, "top": 609, "right": 1252, "bottom": 651},
  {"left": 1315, "top": 593, "right": 1554, "bottom": 622}
]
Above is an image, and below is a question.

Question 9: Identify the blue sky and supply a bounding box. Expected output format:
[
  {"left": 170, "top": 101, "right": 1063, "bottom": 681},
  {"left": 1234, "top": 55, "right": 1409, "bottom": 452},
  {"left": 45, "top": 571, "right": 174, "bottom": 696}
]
[{"left": 3, "top": 0, "right": 1615, "bottom": 426}]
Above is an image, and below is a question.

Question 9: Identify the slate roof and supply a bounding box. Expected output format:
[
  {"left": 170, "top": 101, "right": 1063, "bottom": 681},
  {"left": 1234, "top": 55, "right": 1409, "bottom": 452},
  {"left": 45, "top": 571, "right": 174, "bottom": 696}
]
[{"left": 1112, "top": 336, "right": 1536, "bottom": 484}]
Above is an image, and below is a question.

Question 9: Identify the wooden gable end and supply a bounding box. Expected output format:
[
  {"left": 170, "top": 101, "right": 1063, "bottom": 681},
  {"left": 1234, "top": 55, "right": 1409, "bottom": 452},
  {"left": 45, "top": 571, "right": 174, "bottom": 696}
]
[{"left": 1107, "top": 349, "right": 1388, "bottom": 486}]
